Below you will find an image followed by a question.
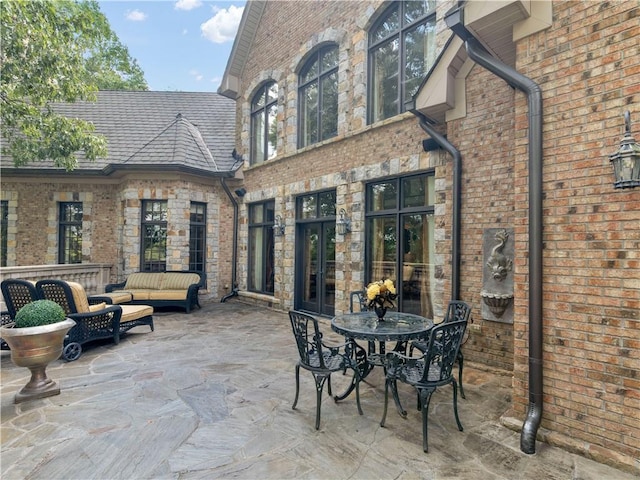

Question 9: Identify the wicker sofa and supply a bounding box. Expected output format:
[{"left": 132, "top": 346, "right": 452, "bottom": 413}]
[{"left": 99, "top": 271, "right": 205, "bottom": 313}]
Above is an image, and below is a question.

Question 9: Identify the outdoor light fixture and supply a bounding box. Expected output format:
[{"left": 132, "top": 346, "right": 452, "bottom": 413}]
[
  {"left": 273, "top": 215, "right": 285, "bottom": 236},
  {"left": 610, "top": 110, "right": 640, "bottom": 189},
  {"left": 336, "top": 208, "right": 351, "bottom": 235}
]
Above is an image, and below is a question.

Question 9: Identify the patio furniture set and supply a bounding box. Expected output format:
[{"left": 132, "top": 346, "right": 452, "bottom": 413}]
[
  {"left": 0, "top": 271, "right": 204, "bottom": 361},
  {"left": 288, "top": 298, "right": 471, "bottom": 453}
]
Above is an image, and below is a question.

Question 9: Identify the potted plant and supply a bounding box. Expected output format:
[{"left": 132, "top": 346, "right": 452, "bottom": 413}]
[{"left": 0, "top": 300, "right": 75, "bottom": 403}]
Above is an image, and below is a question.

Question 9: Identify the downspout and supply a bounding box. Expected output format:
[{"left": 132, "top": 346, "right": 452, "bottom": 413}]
[
  {"left": 220, "top": 177, "right": 239, "bottom": 302},
  {"left": 445, "top": 6, "right": 544, "bottom": 454},
  {"left": 410, "top": 111, "right": 462, "bottom": 302}
]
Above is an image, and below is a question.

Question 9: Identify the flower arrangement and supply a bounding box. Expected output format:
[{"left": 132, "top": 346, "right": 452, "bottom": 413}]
[{"left": 366, "top": 279, "right": 397, "bottom": 311}]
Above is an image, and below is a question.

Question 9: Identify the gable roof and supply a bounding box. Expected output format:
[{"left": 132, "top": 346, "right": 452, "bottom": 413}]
[{"left": 1, "top": 90, "right": 239, "bottom": 177}]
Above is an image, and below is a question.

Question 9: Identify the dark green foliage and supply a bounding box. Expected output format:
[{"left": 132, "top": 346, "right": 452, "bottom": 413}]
[{"left": 14, "top": 300, "right": 66, "bottom": 328}]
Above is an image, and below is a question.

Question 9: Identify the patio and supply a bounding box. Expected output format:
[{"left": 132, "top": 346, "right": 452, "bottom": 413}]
[{"left": 1, "top": 301, "right": 633, "bottom": 480}]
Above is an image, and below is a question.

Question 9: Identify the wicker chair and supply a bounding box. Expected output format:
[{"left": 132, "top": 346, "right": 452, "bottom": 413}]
[
  {"left": 1, "top": 279, "right": 40, "bottom": 350},
  {"left": 36, "top": 279, "right": 153, "bottom": 361},
  {"left": 381, "top": 318, "right": 468, "bottom": 452},
  {"left": 289, "top": 310, "right": 367, "bottom": 430},
  {"left": 409, "top": 300, "right": 471, "bottom": 398}
]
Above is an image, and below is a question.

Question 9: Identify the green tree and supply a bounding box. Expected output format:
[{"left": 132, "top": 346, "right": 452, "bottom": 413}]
[{"left": 0, "top": 0, "right": 148, "bottom": 170}]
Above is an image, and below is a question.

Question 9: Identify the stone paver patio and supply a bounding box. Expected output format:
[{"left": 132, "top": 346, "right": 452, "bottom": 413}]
[{"left": 1, "top": 301, "right": 634, "bottom": 479}]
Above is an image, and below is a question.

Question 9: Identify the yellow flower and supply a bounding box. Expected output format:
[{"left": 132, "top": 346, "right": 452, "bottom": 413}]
[
  {"left": 383, "top": 278, "right": 396, "bottom": 294},
  {"left": 366, "top": 283, "right": 381, "bottom": 300}
]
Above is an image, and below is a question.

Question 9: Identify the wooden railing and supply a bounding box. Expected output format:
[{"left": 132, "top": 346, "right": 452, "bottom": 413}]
[{"left": 0, "top": 263, "right": 113, "bottom": 299}]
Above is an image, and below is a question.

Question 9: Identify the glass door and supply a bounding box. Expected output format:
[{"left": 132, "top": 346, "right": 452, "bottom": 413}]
[{"left": 297, "top": 222, "right": 336, "bottom": 316}]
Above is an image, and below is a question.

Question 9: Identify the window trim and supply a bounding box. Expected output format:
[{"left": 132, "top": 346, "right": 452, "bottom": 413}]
[
  {"left": 247, "top": 200, "right": 275, "bottom": 295},
  {"left": 250, "top": 81, "right": 278, "bottom": 165},
  {"left": 140, "top": 200, "right": 168, "bottom": 272},
  {"left": 189, "top": 202, "right": 207, "bottom": 273},
  {"left": 58, "top": 202, "right": 83, "bottom": 264}
]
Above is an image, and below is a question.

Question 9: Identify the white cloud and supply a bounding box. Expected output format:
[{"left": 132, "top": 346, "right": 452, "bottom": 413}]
[
  {"left": 175, "top": 0, "right": 202, "bottom": 11},
  {"left": 125, "top": 9, "right": 147, "bottom": 22},
  {"left": 201, "top": 5, "right": 244, "bottom": 44},
  {"left": 182, "top": 28, "right": 188, "bottom": 35},
  {"left": 189, "top": 70, "right": 204, "bottom": 82}
]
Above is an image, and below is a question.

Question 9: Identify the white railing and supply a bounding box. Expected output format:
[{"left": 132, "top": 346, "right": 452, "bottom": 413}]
[{"left": 0, "top": 263, "right": 113, "bottom": 298}]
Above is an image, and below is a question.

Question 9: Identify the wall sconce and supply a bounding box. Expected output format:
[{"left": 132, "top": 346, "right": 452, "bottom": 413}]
[
  {"left": 273, "top": 215, "right": 285, "bottom": 236},
  {"left": 336, "top": 208, "right": 351, "bottom": 235},
  {"left": 610, "top": 111, "right": 640, "bottom": 189}
]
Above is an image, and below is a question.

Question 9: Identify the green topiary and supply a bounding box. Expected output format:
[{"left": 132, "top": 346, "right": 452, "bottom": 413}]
[{"left": 14, "top": 300, "right": 66, "bottom": 328}]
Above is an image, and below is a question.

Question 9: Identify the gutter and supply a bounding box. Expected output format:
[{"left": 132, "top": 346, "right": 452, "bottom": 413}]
[
  {"left": 409, "top": 111, "right": 462, "bottom": 302},
  {"left": 445, "top": 6, "right": 544, "bottom": 454},
  {"left": 220, "top": 177, "right": 240, "bottom": 302}
]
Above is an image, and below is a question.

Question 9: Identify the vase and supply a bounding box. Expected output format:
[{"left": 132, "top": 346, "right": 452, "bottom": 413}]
[
  {"left": 374, "top": 306, "right": 387, "bottom": 321},
  {"left": 1, "top": 319, "right": 75, "bottom": 403}
]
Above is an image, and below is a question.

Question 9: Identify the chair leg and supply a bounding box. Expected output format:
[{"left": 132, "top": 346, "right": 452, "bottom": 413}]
[
  {"left": 354, "top": 369, "right": 363, "bottom": 416},
  {"left": 457, "top": 351, "right": 466, "bottom": 399},
  {"left": 292, "top": 364, "right": 301, "bottom": 410},
  {"left": 418, "top": 388, "right": 434, "bottom": 453},
  {"left": 380, "top": 377, "right": 391, "bottom": 427},
  {"left": 313, "top": 373, "right": 329, "bottom": 430},
  {"left": 452, "top": 380, "right": 463, "bottom": 432}
]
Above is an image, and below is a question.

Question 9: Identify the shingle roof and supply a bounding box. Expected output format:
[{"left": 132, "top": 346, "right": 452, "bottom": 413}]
[{"left": 1, "top": 90, "right": 238, "bottom": 176}]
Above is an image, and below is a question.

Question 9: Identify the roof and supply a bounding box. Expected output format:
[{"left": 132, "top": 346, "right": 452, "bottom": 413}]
[{"left": 1, "top": 90, "right": 239, "bottom": 177}]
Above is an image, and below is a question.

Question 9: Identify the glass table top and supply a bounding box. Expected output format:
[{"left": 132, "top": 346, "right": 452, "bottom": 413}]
[{"left": 331, "top": 311, "right": 434, "bottom": 342}]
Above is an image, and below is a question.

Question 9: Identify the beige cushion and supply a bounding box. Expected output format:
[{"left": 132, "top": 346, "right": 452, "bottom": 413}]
[
  {"left": 124, "top": 273, "right": 164, "bottom": 290},
  {"left": 120, "top": 304, "right": 153, "bottom": 323},
  {"left": 161, "top": 273, "right": 201, "bottom": 290},
  {"left": 67, "top": 281, "right": 90, "bottom": 313},
  {"left": 129, "top": 290, "right": 154, "bottom": 301},
  {"left": 88, "top": 302, "right": 107, "bottom": 312},
  {"left": 148, "top": 290, "right": 188, "bottom": 301},
  {"left": 99, "top": 291, "right": 134, "bottom": 304}
]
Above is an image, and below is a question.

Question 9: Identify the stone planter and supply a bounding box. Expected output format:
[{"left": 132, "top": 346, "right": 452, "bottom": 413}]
[{"left": 1, "top": 319, "right": 75, "bottom": 403}]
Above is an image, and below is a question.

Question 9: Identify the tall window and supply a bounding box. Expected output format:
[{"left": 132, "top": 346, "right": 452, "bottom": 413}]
[
  {"left": 366, "top": 173, "right": 435, "bottom": 317},
  {"left": 251, "top": 81, "right": 278, "bottom": 165},
  {"left": 248, "top": 201, "right": 275, "bottom": 294},
  {"left": 0, "top": 201, "right": 8, "bottom": 267},
  {"left": 141, "top": 200, "right": 167, "bottom": 272},
  {"left": 189, "top": 202, "right": 206, "bottom": 272},
  {"left": 369, "top": 0, "right": 437, "bottom": 123},
  {"left": 298, "top": 44, "right": 339, "bottom": 147},
  {"left": 59, "top": 202, "right": 83, "bottom": 264}
]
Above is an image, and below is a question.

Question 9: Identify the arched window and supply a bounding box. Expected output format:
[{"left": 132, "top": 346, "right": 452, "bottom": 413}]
[
  {"left": 369, "top": 1, "right": 437, "bottom": 123},
  {"left": 251, "top": 81, "right": 278, "bottom": 164},
  {"left": 298, "top": 44, "right": 339, "bottom": 148}
]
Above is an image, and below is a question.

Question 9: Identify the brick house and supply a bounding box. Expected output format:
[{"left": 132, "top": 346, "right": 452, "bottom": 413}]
[
  {"left": 217, "top": 0, "right": 638, "bottom": 472},
  {"left": 0, "top": 91, "right": 242, "bottom": 299}
]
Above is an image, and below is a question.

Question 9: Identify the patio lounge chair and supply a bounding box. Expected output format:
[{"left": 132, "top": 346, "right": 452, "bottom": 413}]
[
  {"left": 36, "top": 279, "right": 154, "bottom": 361},
  {"left": 1, "top": 279, "right": 40, "bottom": 350},
  {"left": 380, "top": 319, "right": 468, "bottom": 452},
  {"left": 289, "top": 310, "right": 367, "bottom": 430}
]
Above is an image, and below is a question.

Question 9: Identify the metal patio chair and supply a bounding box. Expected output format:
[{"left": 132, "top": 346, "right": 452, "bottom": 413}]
[
  {"left": 380, "top": 318, "right": 468, "bottom": 452},
  {"left": 288, "top": 310, "right": 367, "bottom": 430}
]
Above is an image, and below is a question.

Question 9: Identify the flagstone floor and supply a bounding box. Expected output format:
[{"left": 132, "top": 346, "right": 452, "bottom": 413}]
[{"left": 1, "top": 301, "right": 635, "bottom": 479}]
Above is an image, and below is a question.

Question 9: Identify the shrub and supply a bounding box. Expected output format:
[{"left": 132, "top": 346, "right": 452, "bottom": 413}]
[{"left": 14, "top": 300, "right": 66, "bottom": 328}]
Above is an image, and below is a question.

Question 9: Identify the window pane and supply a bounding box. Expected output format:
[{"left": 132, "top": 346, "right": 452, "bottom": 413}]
[
  {"left": 371, "top": 38, "right": 399, "bottom": 122},
  {"left": 403, "top": 19, "right": 436, "bottom": 104},
  {"left": 253, "top": 89, "right": 265, "bottom": 109},
  {"left": 318, "top": 191, "right": 336, "bottom": 217},
  {"left": 402, "top": 175, "right": 434, "bottom": 208},
  {"left": 321, "top": 47, "right": 338, "bottom": 72},
  {"left": 301, "top": 57, "right": 318, "bottom": 84},
  {"left": 301, "top": 82, "right": 319, "bottom": 146},
  {"left": 59, "top": 202, "right": 82, "bottom": 264},
  {"left": 372, "top": 6, "right": 399, "bottom": 42},
  {"left": 141, "top": 200, "right": 167, "bottom": 272},
  {"left": 267, "top": 82, "right": 278, "bottom": 102},
  {"left": 189, "top": 202, "right": 206, "bottom": 272},
  {"left": 248, "top": 200, "right": 275, "bottom": 294},
  {"left": 369, "top": 216, "right": 397, "bottom": 282},
  {"left": 252, "top": 110, "right": 265, "bottom": 163},
  {"left": 299, "top": 195, "right": 317, "bottom": 219},
  {"left": 250, "top": 203, "right": 264, "bottom": 223},
  {"left": 267, "top": 104, "right": 278, "bottom": 159},
  {"left": 320, "top": 72, "right": 338, "bottom": 141},
  {"left": 369, "top": 181, "right": 397, "bottom": 211},
  {"left": 0, "top": 201, "right": 7, "bottom": 267},
  {"left": 403, "top": 0, "right": 435, "bottom": 25}
]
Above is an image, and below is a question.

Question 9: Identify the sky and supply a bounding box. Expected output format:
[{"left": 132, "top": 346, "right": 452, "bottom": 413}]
[{"left": 98, "top": 0, "right": 246, "bottom": 92}]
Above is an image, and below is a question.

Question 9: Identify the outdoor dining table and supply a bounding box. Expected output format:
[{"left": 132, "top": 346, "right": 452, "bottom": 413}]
[{"left": 331, "top": 311, "right": 434, "bottom": 412}]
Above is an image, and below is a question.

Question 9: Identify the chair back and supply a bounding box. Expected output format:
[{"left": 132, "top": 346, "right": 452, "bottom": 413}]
[
  {"left": 1, "top": 279, "right": 39, "bottom": 319},
  {"left": 289, "top": 310, "right": 331, "bottom": 370},
  {"left": 420, "top": 319, "right": 468, "bottom": 384},
  {"left": 349, "top": 291, "right": 367, "bottom": 313},
  {"left": 444, "top": 300, "right": 471, "bottom": 324},
  {"left": 35, "top": 279, "right": 79, "bottom": 315}
]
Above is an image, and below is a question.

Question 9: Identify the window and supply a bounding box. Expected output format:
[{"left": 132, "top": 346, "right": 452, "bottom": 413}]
[
  {"left": 369, "top": 0, "right": 437, "bottom": 123},
  {"left": 189, "top": 202, "right": 206, "bottom": 272},
  {"left": 251, "top": 81, "right": 278, "bottom": 165},
  {"left": 366, "top": 173, "right": 435, "bottom": 317},
  {"left": 58, "top": 202, "right": 83, "bottom": 264},
  {"left": 0, "top": 201, "right": 7, "bottom": 267},
  {"left": 298, "top": 44, "right": 339, "bottom": 147},
  {"left": 141, "top": 200, "right": 167, "bottom": 272},
  {"left": 248, "top": 201, "right": 275, "bottom": 294}
]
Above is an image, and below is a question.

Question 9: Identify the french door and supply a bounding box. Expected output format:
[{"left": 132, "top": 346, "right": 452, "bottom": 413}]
[{"left": 296, "top": 221, "right": 336, "bottom": 316}]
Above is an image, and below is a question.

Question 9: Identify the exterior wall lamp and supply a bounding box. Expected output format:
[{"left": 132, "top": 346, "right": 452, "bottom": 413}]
[
  {"left": 610, "top": 111, "right": 640, "bottom": 189},
  {"left": 273, "top": 215, "right": 285, "bottom": 236},
  {"left": 336, "top": 208, "right": 351, "bottom": 235}
]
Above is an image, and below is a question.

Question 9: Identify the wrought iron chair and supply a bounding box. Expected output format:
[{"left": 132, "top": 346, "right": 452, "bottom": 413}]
[
  {"left": 349, "top": 290, "right": 367, "bottom": 313},
  {"left": 1, "top": 279, "right": 40, "bottom": 350},
  {"left": 36, "top": 279, "right": 153, "bottom": 361},
  {"left": 288, "top": 310, "right": 367, "bottom": 430},
  {"left": 380, "top": 318, "right": 468, "bottom": 452},
  {"left": 409, "top": 300, "right": 471, "bottom": 398}
]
